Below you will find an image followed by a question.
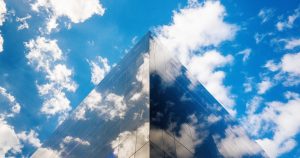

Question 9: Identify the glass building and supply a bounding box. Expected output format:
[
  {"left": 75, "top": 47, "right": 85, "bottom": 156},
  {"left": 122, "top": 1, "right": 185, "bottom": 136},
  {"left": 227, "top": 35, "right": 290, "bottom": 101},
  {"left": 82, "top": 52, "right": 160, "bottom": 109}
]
[{"left": 31, "top": 33, "right": 268, "bottom": 158}]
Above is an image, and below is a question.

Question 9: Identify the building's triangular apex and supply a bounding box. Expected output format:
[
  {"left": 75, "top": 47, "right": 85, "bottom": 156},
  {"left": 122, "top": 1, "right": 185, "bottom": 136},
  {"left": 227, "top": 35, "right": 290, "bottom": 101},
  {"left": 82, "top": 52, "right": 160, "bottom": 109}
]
[{"left": 31, "top": 32, "right": 267, "bottom": 158}]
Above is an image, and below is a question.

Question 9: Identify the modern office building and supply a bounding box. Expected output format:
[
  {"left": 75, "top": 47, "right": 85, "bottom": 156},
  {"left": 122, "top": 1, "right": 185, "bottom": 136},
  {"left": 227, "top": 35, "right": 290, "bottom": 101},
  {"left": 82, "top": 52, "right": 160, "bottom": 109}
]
[{"left": 31, "top": 33, "right": 267, "bottom": 158}]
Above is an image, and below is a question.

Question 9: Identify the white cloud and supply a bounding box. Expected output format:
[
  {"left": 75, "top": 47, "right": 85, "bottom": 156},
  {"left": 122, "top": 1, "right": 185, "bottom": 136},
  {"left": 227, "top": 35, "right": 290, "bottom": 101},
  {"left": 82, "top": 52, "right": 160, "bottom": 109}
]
[
  {"left": 265, "top": 52, "right": 300, "bottom": 86},
  {"left": 156, "top": 0, "right": 237, "bottom": 65},
  {"left": 31, "top": 147, "right": 60, "bottom": 158},
  {"left": 17, "top": 130, "right": 41, "bottom": 148},
  {"left": 257, "top": 77, "right": 273, "bottom": 94},
  {"left": 284, "top": 91, "right": 299, "bottom": 99},
  {"left": 251, "top": 94, "right": 300, "bottom": 158},
  {"left": 0, "top": 86, "right": 21, "bottom": 117},
  {"left": 130, "top": 53, "right": 149, "bottom": 101},
  {"left": 242, "top": 96, "right": 264, "bottom": 137},
  {"left": 74, "top": 90, "right": 128, "bottom": 121},
  {"left": 186, "top": 50, "right": 235, "bottom": 115},
  {"left": 74, "top": 89, "right": 102, "bottom": 120},
  {"left": 62, "top": 136, "right": 90, "bottom": 146},
  {"left": 25, "top": 37, "right": 62, "bottom": 71},
  {"left": 103, "top": 93, "right": 127, "bottom": 120},
  {"left": 0, "top": 0, "right": 6, "bottom": 53},
  {"left": 284, "top": 38, "right": 300, "bottom": 50},
  {"left": 32, "top": 136, "right": 89, "bottom": 157},
  {"left": 281, "top": 52, "right": 300, "bottom": 75},
  {"left": 257, "top": 138, "right": 296, "bottom": 158},
  {"left": 246, "top": 96, "right": 263, "bottom": 116},
  {"left": 276, "top": 8, "right": 300, "bottom": 31},
  {"left": 258, "top": 8, "right": 274, "bottom": 23},
  {"left": 16, "top": 14, "right": 31, "bottom": 30},
  {"left": 40, "top": 90, "right": 71, "bottom": 115},
  {"left": 111, "top": 122, "right": 149, "bottom": 158},
  {"left": 88, "top": 56, "right": 111, "bottom": 85},
  {"left": 243, "top": 77, "right": 254, "bottom": 93},
  {"left": 213, "top": 125, "right": 263, "bottom": 157},
  {"left": 0, "top": 119, "right": 22, "bottom": 157},
  {"left": 31, "top": 0, "right": 105, "bottom": 33},
  {"left": 254, "top": 32, "right": 273, "bottom": 44},
  {"left": 0, "top": 34, "right": 3, "bottom": 53},
  {"left": 0, "top": 0, "right": 6, "bottom": 26},
  {"left": 25, "top": 37, "right": 77, "bottom": 116},
  {"left": 176, "top": 114, "right": 207, "bottom": 156},
  {"left": 154, "top": 0, "right": 237, "bottom": 115},
  {"left": 237, "top": 48, "right": 251, "bottom": 63},
  {"left": 237, "top": 48, "right": 251, "bottom": 62},
  {"left": 264, "top": 60, "right": 280, "bottom": 72}
]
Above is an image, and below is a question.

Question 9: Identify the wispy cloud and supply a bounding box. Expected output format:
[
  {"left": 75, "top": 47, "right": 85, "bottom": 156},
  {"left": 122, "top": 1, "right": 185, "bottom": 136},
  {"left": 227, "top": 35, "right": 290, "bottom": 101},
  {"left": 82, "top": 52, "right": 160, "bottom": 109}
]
[{"left": 276, "top": 7, "right": 300, "bottom": 31}]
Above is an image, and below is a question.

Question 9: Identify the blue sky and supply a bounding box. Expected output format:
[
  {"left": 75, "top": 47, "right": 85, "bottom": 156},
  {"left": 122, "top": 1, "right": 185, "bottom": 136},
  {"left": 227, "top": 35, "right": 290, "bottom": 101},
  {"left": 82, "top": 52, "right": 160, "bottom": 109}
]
[{"left": 0, "top": 0, "right": 300, "bottom": 157}]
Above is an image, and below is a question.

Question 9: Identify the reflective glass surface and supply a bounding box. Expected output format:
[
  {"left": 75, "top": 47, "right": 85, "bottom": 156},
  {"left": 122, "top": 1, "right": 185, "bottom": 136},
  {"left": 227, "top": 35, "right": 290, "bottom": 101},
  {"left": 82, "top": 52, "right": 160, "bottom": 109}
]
[
  {"left": 32, "top": 33, "right": 267, "bottom": 158},
  {"left": 149, "top": 37, "right": 267, "bottom": 158},
  {"left": 31, "top": 33, "right": 151, "bottom": 158}
]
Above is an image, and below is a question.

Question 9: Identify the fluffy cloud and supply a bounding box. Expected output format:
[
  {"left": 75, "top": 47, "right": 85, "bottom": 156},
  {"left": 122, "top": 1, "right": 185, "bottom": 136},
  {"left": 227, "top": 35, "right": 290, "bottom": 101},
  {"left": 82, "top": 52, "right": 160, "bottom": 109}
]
[
  {"left": 111, "top": 122, "right": 149, "bottom": 158},
  {"left": 154, "top": 0, "right": 237, "bottom": 115},
  {"left": 0, "top": 119, "right": 22, "bottom": 157},
  {"left": 31, "top": 147, "right": 60, "bottom": 158},
  {"left": 186, "top": 50, "right": 235, "bottom": 115},
  {"left": 265, "top": 52, "right": 300, "bottom": 86},
  {"left": 281, "top": 52, "right": 300, "bottom": 75},
  {"left": 74, "top": 89, "right": 102, "bottom": 120},
  {"left": 264, "top": 60, "right": 280, "bottom": 72},
  {"left": 0, "top": 86, "right": 21, "bottom": 117},
  {"left": 62, "top": 136, "right": 90, "bottom": 146},
  {"left": 237, "top": 48, "right": 251, "bottom": 63},
  {"left": 175, "top": 114, "right": 207, "bottom": 156},
  {"left": 32, "top": 136, "right": 89, "bottom": 158},
  {"left": 74, "top": 90, "right": 127, "bottom": 121},
  {"left": 88, "top": 56, "right": 111, "bottom": 85},
  {"left": 156, "top": 1, "right": 237, "bottom": 64},
  {"left": 214, "top": 125, "right": 264, "bottom": 157},
  {"left": 16, "top": 15, "right": 31, "bottom": 30},
  {"left": 0, "top": 0, "right": 5, "bottom": 26},
  {"left": 284, "top": 38, "right": 300, "bottom": 50},
  {"left": 257, "top": 77, "right": 273, "bottom": 94},
  {"left": 276, "top": 8, "right": 300, "bottom": 31},
  {"left": 131, "top": 53, "right": 149, "bottom": 101},
  {"left": 150, "top": 114, "right": 207, "bottom": 158},
  {"left": 0, "top": 0, "right": 6, "bottom": 53},
  {"left": 246, "top": 93, "right": 300, "bottom": 158},
  {"left": 31, "top": 0, "right": 105, "bottom": 33},
  {"left": 17, "top": 130, "right": 41, "bottom": 148},
  {"left": 25, "top": 37, "right": 77, "bottom": 116}
]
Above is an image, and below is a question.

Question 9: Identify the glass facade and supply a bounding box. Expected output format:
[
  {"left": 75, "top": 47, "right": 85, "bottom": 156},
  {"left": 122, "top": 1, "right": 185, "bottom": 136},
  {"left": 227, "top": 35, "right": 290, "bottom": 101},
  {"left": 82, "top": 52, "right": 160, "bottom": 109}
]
[
  {"left": 31, "top": 33, "right": 151, "bottom": 158},
  {"left": 31, "top": 33, "right": 267, "bottom": 158}
]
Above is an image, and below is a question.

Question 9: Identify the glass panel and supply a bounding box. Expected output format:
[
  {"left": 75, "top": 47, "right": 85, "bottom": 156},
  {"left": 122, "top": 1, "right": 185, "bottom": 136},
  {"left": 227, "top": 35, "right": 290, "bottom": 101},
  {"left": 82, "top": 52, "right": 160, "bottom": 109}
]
[
  {"left": 135, "top": 122, "right": 149, "bottom": 151},
  {"left": 175, "top": 140, "right": 193, "bottom": 158},
  {"left": 32, "top": 33, "right": 151, "bottom": 158},
  {"left": 135, "top": 142, "right": 149, "bottom": 158},
  {"left": 149, "top": 39, "right": 266, "bottom": 158},
  {"left": 150, "top": 142, "right": 164, "bottom": 158},
  {"left": 162, "top": 131, "right": 176, "bottom": 157}
]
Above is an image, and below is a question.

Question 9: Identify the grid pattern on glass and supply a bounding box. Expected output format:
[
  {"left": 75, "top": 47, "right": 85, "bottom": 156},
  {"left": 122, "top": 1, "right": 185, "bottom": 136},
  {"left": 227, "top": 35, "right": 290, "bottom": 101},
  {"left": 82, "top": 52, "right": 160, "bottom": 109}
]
[
  {"left": 31, "top": 33, "right": 151, "bottom": 158},
  {"left": 149, "top": 37, "right": 267, "bottom": 158}
]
